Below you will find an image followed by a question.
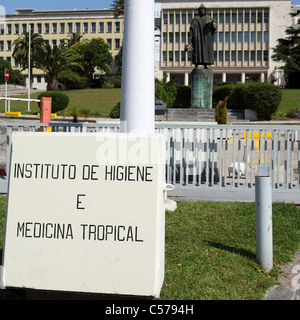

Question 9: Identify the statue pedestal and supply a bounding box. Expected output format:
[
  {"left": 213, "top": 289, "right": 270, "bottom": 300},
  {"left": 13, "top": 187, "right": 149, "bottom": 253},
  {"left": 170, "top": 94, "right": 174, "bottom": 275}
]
[{"left": 191, "top": 69, "right": 213, "bottom": 109}]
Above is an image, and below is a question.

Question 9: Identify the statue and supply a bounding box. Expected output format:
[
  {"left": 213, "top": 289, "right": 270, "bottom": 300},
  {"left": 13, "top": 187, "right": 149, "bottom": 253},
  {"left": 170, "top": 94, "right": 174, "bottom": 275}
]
[{"left": 186, "top": 4, "right": 217, "bottom": 69}]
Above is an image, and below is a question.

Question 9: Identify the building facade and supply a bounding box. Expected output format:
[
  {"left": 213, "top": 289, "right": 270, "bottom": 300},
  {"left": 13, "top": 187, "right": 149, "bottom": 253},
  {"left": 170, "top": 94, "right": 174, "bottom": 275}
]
[
  {"left": 156, "top": 0, "right": 292, "bottom": 86},
  {"left": 0, "top": 1, "right": 295, "bottom": 89},
  {"left": 0, "top": 8, "right": 123, "bottom": 89}
]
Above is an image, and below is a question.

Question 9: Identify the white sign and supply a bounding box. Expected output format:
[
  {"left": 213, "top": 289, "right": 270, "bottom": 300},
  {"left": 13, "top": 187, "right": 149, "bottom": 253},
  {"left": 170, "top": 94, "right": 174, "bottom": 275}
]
[{"left": 1, "top": 132, "right": 165, "bottom": 298}]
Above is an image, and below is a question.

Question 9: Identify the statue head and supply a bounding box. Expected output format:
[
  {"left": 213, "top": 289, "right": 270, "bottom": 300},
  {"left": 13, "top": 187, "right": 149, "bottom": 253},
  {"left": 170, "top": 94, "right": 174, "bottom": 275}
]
[{"left": 198, "top": 4, "right": 207, "bottom": 17}]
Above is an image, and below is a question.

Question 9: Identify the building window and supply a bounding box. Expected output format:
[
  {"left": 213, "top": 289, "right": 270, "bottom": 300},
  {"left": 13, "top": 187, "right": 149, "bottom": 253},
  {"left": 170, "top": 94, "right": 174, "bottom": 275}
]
[
  {"left": 175, "top": 32, "right": 180, "bottom": 43},
  {"left": 7, "top": 24, "right": 11, "bottom": 35},
  {"left": 225, "top": 32, "right": 230, "bottom": 42},
  {"left": 14, "top": 24, "right": 19, "bottom": 34},
  {"left": 52, "top": 23, "right": 57, "bottom": 34},
  {"left": 60, "top": 23, "right": 65, "bottom": 34},
  {"left": 6, "top": 40, "right": 11, "bottom": 51},
  {"left": 169, "top": 51, "right": 173, "bottom": 62},
  {"left": 264, "top": 12, "right": 269, "bottom": 23},
  {"left": 219, "top": 33, "right": 224, "bottom": 43},
  {"left": 163, "top": 51, "right": 167, "bottom": 62},
  {"left": 91, "top": 22, "right": 96, "bottom": 33},
  {"left": 30, "top": 24, "right": 34, "bottom": 33},
  {"left": 169, "top": 32, "right": 174, "bottom": 43},
  {"left": 264, "top": 31, "right": 269, "bottom": 42},
  {"left": 0, "top": 41, "right": 4, "bottom": 51},
  {"left": 107, "top": 22, "right": 112, "bottom": 33},
  {"left": 45, "top": 23, "right": 49, "bottom": 34},
  {"left": 115, "top": 21, "right": 120, "bottom": 33},
  {"left": 99, "top": 22, "right": 104, "bottom": 33},
  {"left": 257, "top": 31, "right": 262, "bottom": 42},
  {"left": 163, "top": 33, "right": 167, "bottom": 43},
  {"left": 67, "top": 23, "right": 73, "bottom": 33},
  {"left": 176, "top": 13, "right": 180, "bottom": 24},
  {"left": 169, "top": 13, "right": 174, "bottom": 24},
  {"left": 264, "top": 50, "right": 269, "bottom": 61},
  {"left": 251, "top": 50, "right": 256, "bottom": 61},
  {"left": 107, "top": 39, "right": 112, "bottom": 49},
  {"left": 115, "top": 39, "right": 120, "bottom": 50},
  {"left": 181, "top": 32, "right": 186, "bottom": 43},
  {"left": 238, "top": 32, "right": 243, "bottom": 42},
  {"left": 251, "top": 32, "right": 256, "bottom": 42},
  {"left": 83, "top": 22, "right": 88, "bottom": 33},
  {"left": 37, "top": 24, "right": 42, "bottom": 34},
  {"left": 52, "top": 40, "right": 57, "bottom": 48},
  {"left": 244, "top": 32, "right": 249, "bottom": 42},
  {"left": 22, "top": 24, "right": 27, "bottom": 33},
  {"left": 75, "top": 23, "right": 80, "bottom": 33}
]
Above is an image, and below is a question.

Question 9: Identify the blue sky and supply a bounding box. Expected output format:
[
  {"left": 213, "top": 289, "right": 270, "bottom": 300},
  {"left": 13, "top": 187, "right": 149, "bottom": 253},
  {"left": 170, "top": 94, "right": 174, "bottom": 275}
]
[
  {"left": 0, "top": 0, "right": 113, "bottom": 14},
  {"left": 1, "top": 0, "right": 300, "bottom": 14}
]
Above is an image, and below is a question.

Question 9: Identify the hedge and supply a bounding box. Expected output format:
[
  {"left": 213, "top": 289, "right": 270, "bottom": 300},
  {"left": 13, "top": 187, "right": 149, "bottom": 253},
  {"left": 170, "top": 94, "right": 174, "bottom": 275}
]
[{"left": 38, "top": 91, "right": 70, "bottom": 113}]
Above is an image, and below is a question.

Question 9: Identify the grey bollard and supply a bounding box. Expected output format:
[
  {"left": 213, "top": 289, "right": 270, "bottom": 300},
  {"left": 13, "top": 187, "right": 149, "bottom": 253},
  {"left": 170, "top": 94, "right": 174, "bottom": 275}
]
[{"left": 255, "top": 166, "right": 273, "bottom": 271}]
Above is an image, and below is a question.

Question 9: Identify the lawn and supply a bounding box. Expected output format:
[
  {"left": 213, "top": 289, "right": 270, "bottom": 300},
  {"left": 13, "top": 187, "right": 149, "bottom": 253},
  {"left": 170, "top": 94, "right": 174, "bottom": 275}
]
[
  {"left": 1, "top": 198, "right": 300, "bottom": 300},
  {"left": 0, "top": 88, "right": 121, "bottom": 118},
  {"left": 277, "top": 89, "right": 300, "bottom": 114},
  {"left": 0, "top": 87, "right": 299, "bottom": 119}
]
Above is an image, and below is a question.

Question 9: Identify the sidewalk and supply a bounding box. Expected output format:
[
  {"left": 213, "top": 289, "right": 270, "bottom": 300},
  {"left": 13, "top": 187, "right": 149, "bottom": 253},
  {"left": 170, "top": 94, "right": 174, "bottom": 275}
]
[{"left": 265, "top": 249, "right": 300, "bottom": 300}]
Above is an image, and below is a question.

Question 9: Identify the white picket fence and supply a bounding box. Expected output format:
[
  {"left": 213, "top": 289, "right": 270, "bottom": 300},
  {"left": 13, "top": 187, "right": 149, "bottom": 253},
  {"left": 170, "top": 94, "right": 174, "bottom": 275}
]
[{"left": 0, "top": 121, "right": 299, "bottom": 202}]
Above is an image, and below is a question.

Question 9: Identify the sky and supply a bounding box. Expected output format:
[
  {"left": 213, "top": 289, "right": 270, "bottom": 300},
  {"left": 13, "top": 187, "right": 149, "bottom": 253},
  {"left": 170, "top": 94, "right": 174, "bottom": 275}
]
[
  {"left": 0, "top": 0, "right": 300, "bottom": 14},
  {"left": 0, "top": 0, "right": 114, "bottom": 14}
]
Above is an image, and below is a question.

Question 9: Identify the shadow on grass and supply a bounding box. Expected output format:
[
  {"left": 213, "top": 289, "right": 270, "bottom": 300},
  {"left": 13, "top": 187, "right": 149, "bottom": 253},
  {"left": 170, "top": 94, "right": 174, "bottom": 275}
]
[{"left": 206, "top": 241, "right": 256, "bottom": 261}]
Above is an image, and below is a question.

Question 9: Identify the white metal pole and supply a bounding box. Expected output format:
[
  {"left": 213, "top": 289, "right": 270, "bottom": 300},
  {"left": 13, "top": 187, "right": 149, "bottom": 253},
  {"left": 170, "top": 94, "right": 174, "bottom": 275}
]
[
  {"left": 255, "top": 166, "right": 273, "bottom": 271},
  {"left": 120, "top": 0, "right": 155, "bottom": 134},
  {"left": 5, "top": 81, "right": 7, "bottom": 113},
  {"left": 28, "top": 28, "right": 31, "bottom": 112}
]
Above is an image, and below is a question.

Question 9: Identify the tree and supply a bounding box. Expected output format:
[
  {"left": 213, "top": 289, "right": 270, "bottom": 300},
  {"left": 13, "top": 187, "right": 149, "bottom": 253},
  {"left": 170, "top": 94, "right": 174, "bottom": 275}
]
[
  {"left": 12, "top": 32, "right": 45, "bottom": 88},
  {"left": 66, "top": 32, "right": 84, "bottom": 47},
  {"left": 272, "top": 14, "right": 300, "bottom": 88},
  {"left": 0, "top": 59, "right": 26, "bottom": 86},
  {"left": 36, "top": 44, "right": 83, "bottom": 91},
  {"left": 69, "top": 38, "right": 113, "bottom": 84},
  {"left": 111, "top": 0, "right": 125, "bottom": 18}
]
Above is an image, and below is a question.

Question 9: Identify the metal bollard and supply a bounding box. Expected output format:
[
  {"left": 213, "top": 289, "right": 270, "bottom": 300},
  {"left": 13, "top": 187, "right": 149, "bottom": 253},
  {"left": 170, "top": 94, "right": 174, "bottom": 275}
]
[{"left": 255, "top": 166, "right": 273, "bottom": 271}]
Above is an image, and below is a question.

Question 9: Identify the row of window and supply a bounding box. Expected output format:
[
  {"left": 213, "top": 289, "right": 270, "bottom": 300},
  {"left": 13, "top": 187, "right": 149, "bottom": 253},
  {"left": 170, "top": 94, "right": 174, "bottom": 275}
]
[
  {"left": 163, "top": 11, "right": 269, "bottom": 25},
  {"left": 163, "top": 31, "right": 269, "bottom": 43},
  {"left": 0, "top": 38, "right": 121, "bottom": 51},
  {"left": 1, "top": 21, "right": 122, "bottom": 36},
  {"left": 163, "top": 50, "right": 269, "bottom": 62}
]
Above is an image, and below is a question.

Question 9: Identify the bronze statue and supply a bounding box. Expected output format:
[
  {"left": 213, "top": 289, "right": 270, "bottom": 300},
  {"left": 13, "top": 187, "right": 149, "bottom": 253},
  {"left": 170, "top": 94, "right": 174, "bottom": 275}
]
[{"left": 186, "top": 4, "right": 217, "bottom": 69}]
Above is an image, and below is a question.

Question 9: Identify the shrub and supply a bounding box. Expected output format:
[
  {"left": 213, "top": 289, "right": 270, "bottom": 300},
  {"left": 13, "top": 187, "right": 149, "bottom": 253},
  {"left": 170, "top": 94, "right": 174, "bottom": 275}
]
[
  {"left": 286, "top": 106, "right": 300, "bottom": 119},
  {"left": 174, "top": 85, "right": 191, "bottom": 108},
  {"left": 213, "top": 85, "right": 233, "bottom": 108},
  {"left": 109, "top": 102, "right": 121, "bottom": 118},
  {"left": 215, "top": 97, "right": 228, "bottom": 124},
  {"left": 58, "top": 70, "right": 87, "bottom": 90},
  {"left": 62, "top": 106, "right": 91, "bottom": 123},
  {"left": 102, "top": 75, "right": 122, "bottom": 88},
  {"left": 242, "top": 83, "right": 282, "bottom": 120},
  {"left": 155, "top": 79, "right": 178, "bottom": 108},
  {"left": 38, "top": 91, "right": 70, "bottom": 113}
]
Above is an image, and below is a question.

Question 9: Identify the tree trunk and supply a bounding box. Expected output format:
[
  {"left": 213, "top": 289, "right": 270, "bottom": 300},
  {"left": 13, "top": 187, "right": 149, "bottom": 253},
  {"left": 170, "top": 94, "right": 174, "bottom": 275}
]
[{"left": 47, "top": 74, "right": 59, "bottom": 91}]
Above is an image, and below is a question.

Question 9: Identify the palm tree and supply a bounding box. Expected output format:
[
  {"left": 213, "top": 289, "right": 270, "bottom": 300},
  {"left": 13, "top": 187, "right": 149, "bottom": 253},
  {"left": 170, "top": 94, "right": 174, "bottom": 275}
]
[
  {"left": 37, "top": 44, "right": 83, "bottom": 91},
  {"left": 66, "top": 32, "right": 84, "bottom": 47},
  {"left": 111, "top": 0, "right": 125, "bottom": 18},
  {"left": 12, "top": 32, "right": 45, "bottom": 88}
]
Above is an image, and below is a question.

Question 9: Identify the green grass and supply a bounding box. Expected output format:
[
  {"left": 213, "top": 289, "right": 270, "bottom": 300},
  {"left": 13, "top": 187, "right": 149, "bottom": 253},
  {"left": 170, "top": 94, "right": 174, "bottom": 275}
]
[
  {"left": 0, "top": 87, "right": 299, "bottom": 119},
  {"left": 1, "top": 199, "right": 300, "bottom": 300},
  {"left": 277, "top": 89, "right": 300, "bottom": 114},
  {"left": 0, "top": 88, "right": 121, "bottom": 118}
]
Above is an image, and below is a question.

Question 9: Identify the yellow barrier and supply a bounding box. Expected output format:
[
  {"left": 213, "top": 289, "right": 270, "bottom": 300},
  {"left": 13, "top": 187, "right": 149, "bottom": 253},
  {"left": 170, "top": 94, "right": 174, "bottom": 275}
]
[
  {"left": 5, "top": 112, "right": 21, "bottom": 117},
  {"left": 243, "top": 132, "right": 272, "bottom": 140},
  {"left": 37, "top": 113, "right": 57, "bottom": 119}
]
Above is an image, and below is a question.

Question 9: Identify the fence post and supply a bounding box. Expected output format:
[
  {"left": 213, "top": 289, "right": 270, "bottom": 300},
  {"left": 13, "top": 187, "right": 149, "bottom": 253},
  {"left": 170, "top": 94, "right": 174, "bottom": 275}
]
[
  {"left": 255, "top": 165, "right": 273, "bottom": 271},
  {"left": 40, "top": 97, "right": 52, "bottom": 132}
]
